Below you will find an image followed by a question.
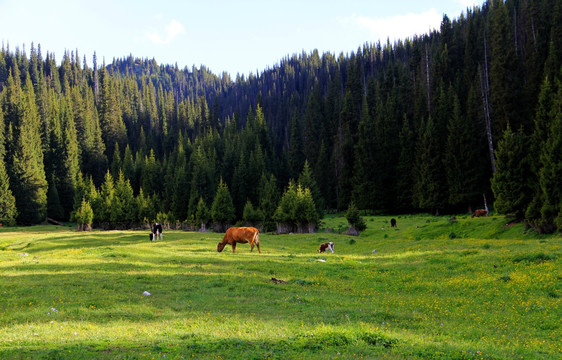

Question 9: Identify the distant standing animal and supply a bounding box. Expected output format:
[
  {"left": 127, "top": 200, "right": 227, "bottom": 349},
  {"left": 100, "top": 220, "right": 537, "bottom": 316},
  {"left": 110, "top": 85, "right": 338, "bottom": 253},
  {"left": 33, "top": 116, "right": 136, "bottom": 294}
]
[
  {"left": 151, "top": 223, "right": 163, "bottom": 241},
  {"left": 472, "top": 209, "right": 488, "bottom": 218},
  {"left": 390, "top": 218, "right": 397, "bottom": 228},
  {"left": 318, "top": 242, "right": 334, "bottom": 253},
  {"left": 217, "top": 227, "right": 261, "bottom": 253}
]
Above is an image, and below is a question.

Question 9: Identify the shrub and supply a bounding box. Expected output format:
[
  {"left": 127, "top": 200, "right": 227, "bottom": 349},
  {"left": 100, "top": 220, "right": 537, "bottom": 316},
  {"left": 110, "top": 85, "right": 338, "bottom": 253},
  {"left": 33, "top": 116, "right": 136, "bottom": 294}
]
[{"left": 345, "top": 202, "right": 366, "bottom": 233}]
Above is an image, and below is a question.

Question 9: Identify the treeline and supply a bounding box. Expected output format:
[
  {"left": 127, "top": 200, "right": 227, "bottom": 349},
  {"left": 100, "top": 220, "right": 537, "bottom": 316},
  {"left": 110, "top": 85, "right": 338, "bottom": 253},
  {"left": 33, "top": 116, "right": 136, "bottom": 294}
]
[{"left": 0, "top": 0, "right": 561, "bottom": 233}]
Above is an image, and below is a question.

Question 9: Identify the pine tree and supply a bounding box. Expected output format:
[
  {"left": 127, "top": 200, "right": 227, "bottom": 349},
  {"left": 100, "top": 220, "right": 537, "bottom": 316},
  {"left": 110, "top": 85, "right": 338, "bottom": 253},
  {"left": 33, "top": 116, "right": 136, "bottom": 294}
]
[
  {"left": 122, "top": 144, "right": 135, "bottom": 185},
  {"left": 395, "top": 115, "right": 415, "bottom": 212},
  {"left": 259, "top": 173, "right": 279, "bottom": 232},
  {"left": 99, "top": 170, "right": 115, "bottom": 227},
  {"left": 352, "top": 95, "right": 377, "bottom": 212},
  {"left": 288, "top": 110, "right": 305, "bottom": 177},
  {"left": 538, "top": 79, "right": 562, "bottom": 232},
  {"left": 59, "top": 94, "right": 80, "bottom": 219},
  {"left": 47, "top": 175, "right": 64, "bottom": 220},
  {"left": 413, "top": 116, "right": 445, "bottom": 214},
  {"left": 444, "top": 94, "right": 480, "bottom": 211},
  {"left": 526, "top": 76, "right": 555, "bottom": 227},
  {"left": 491, "top": 124, "right": 530, "bottom": 218},
  {"left": 0, "top": 106, "right": 17, "bottom": 225},
  {"left": 75, "top": 198, "right": 94, "bottom": 231},
  {"left": 99, "top": 67, "right": 127, "bottom": 159},
  {"left": 195, "top": 197, "right": 210, "bottom": 231},
  {"left": 9, "top": 74, "right": 48, "bottom": 224},
  {"left": 298, "top": 160, "right": 324, "bottom": 218},
  {"left": 345, "top": 201, "right": 366, "bottom": 234},
  {"left": 242, "top": 200, "right": 264, "bottom": 227},
  {"left": 111, "top": 142, "right": 122, "bottom": 179},
  {"left": 274, "top": 180, "right": 298, "bottom": 233},
  {"left": 295, "top": 185, "right": 318, "bottom": 233},
  {"left": 114, "top": 170, "right": 136, "bottom": 228},
  {"left": 0, "top": 156, "right": 17, "bottom": 225},
  {"left": 211, "top": 178, "right": 235, "bottom": 232}
]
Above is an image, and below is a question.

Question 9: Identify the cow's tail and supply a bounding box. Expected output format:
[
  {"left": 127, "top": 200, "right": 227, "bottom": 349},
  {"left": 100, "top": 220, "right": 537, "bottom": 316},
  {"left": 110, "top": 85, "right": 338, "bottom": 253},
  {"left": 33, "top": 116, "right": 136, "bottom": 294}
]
[{"left": 253, "top": 230, "right": 261, "bottom": 253}]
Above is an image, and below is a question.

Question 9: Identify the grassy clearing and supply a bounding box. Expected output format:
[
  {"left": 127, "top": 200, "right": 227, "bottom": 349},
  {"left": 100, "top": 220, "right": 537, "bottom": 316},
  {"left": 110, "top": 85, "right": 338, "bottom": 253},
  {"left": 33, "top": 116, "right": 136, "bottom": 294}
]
[{"left": 0, "top": 215, "right": 560, "bottom": 359}]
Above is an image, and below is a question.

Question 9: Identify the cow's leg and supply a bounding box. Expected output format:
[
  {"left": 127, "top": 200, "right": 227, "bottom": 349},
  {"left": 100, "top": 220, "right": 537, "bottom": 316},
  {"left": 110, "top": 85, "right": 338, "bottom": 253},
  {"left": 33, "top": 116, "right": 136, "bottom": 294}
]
[{"left": 232, "top": 242, "right": 236, "bottom": 253}]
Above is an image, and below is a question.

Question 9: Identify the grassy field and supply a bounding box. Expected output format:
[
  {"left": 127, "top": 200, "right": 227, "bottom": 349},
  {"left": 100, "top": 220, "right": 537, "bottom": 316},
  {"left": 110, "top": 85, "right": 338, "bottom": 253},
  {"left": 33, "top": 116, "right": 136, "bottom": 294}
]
[{"left": 0, "top": 214, "right": 560, "bottom": 359}]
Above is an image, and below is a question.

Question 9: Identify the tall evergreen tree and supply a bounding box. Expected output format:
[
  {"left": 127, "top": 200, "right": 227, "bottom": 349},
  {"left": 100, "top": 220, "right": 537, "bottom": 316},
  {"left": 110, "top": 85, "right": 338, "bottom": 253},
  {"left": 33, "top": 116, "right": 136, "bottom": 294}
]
[
  {"left": 491, "top": 124, "right": 530, "bottom": 218},
  {"left": 537, "top": 78, "right": 562, "bottom": 232},
  {"left": 47, "top": 174, "right": 64, "bottom": 220},
  {"left": 413, "top": 116, "right": 444, "bottom": 214},
  {"left": 298, "top": 160, "right": 324, "bottom": 218},
  {"left": 211, "top": 178, "right": 235, "bottom": 232},
  {"left": 59, "top": 94, "right": 80, "bottom": 218},
  {"left": 9, "top": 74, "right": 48, "bottom": 224},
  {"left": 0, "top": 107, "right": 17, "bottom": 225},
  {"left": 395, "top": 115, "right": 415, "bottom": 212}
]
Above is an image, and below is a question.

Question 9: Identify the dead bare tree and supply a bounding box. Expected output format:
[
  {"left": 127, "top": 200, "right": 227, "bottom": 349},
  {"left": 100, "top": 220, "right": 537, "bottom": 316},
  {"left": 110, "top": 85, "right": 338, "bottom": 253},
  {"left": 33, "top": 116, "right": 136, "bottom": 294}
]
[{"left": 479, "top": 34, "right": 496, "bottom": 174}]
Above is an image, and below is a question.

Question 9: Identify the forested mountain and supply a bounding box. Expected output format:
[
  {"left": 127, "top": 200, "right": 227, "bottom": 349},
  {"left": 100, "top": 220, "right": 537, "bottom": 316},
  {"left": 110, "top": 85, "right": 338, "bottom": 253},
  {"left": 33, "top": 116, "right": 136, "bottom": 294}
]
[{"left": 1, "top": 0, "right": 561, "bottom": 233}]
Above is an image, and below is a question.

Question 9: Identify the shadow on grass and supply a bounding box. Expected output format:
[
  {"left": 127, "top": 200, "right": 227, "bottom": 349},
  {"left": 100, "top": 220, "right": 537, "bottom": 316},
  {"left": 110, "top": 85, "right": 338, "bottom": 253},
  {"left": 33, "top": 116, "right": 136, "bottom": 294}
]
[{"left": 0, "top": 329, "right": 399, "bottom": 360}]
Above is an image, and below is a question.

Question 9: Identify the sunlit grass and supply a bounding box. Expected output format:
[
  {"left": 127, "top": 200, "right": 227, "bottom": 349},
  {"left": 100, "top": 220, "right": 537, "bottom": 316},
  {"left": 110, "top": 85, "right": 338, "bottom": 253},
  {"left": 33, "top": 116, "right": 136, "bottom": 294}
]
[{"left": 0, "top": 215, "right": 560, "bottom": 359}]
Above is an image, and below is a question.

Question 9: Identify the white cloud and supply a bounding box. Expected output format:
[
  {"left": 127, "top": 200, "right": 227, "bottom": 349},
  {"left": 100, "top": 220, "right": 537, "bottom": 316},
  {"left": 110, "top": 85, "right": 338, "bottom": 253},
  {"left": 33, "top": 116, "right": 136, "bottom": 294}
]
[
  {"left": 146, "top": 19, "right": 185, "bottom": 45},
  {"left": 353, "top": 9, "right": 443, "bottom": 43}
]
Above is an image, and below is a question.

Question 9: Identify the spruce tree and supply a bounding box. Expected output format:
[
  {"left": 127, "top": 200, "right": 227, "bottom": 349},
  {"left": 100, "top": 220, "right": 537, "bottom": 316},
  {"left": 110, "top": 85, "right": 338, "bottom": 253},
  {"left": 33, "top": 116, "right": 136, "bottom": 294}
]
[
  {"left": 352, "top": 95, "right": 377, "bottom": 212},
  {"left": 211, "top": 178, "right": 235, "bottom": 232},
  {"left": 47, "top": 175, "right": 64, "bottom": 220},
  {"left": 274, "top": 180, "right": 298, "bottom": 233},
  {"left": 0, "top": 106, "right": 17, "bottom": 225},
  {"left": 259, "top": 173, "right": 279, "bottom": 232},
  {"left": 345, "top": 201, "right": 366, "bottom": 234},
  {"left": 298, "top": 160, "right": 324, "bottom": 218},
  {"left": 413, "top": 116, "right": 444, "bottom": 214},
  {"left": 99, "top": 170, "right": 115, "bottom": 227},
  {"left": 59, "top": 95, "right": 80, "bottom": 219},
  {"left": 10, "top": 74, "right": 48, "bottom": 224},
  {"left": 114, "top": 170, "right": 136, "bottom": 227},
  {"left": 242, "top": 200, "right": 264, "bottom": 227},
  {"left": 538, "top": 79, "right": 562, "bottom": 232},
  {"left": 444, "top": 94, "right": 480, "bottom": 211},
  {"left": 195, "top": 197, "right": 210, "bottom": 231},
  {"left": 526, "top": 77, "right": 555, "bottom": 228},
  {"left": 491, "top": 124, "right": 530, "bottom": 218},
  {"left": 395, "top": 115, "right": 415, "bottom": 212}
]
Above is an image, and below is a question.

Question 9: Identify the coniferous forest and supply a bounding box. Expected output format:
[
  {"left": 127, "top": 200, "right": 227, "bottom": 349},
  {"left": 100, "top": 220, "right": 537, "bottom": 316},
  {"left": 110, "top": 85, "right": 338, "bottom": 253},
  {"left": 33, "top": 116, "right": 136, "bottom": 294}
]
[{"left": 1, "top": 0, "right": 562, "bottom": 233}]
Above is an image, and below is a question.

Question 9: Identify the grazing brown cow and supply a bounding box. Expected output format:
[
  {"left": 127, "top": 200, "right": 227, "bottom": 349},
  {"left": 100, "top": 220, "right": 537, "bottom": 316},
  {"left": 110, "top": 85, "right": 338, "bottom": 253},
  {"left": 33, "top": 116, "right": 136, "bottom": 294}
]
[
  {"left": 217, "top": 227, "right": 261, "bottom": 253},
  {"left": 472, "top": 209, "right": 488, "bottom": 218}
]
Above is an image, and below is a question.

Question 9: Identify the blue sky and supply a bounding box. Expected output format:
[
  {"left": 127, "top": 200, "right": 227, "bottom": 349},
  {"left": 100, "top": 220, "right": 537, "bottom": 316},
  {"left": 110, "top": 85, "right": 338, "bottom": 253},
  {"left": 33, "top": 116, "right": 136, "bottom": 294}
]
[{"left": 0, "top": 0, "right": 482, "bottom": 77}]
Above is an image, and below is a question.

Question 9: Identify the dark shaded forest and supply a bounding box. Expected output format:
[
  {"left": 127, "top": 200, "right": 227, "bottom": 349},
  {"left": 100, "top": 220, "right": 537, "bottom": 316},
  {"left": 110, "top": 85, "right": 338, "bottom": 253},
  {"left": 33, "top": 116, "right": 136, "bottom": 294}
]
[{"left": 1, "top": 0, "right": 561, "bottom": 233}]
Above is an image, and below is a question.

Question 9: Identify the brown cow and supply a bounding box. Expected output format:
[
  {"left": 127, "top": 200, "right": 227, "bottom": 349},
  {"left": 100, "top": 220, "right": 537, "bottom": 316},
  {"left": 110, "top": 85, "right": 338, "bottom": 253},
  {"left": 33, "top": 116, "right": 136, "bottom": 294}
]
[
  {"left": 472, "top": 209, "right": 488, "bottom": 218},
  {"left": 217, "top": 227, "right": 261, "bottom": 253}
]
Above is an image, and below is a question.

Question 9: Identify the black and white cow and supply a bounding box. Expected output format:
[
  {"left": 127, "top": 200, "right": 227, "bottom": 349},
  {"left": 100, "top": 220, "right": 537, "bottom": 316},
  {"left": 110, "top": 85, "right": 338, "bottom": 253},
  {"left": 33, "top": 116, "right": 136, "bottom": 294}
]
[{"left": 151, "top": 223, "right": 163, "bottom": 241}]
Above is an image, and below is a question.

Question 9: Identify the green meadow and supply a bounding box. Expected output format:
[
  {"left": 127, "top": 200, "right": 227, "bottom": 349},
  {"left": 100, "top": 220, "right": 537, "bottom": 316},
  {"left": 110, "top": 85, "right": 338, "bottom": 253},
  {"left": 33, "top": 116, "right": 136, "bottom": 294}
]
[{"left": 0, "top": 215, "right": 560, "bottom": 359}]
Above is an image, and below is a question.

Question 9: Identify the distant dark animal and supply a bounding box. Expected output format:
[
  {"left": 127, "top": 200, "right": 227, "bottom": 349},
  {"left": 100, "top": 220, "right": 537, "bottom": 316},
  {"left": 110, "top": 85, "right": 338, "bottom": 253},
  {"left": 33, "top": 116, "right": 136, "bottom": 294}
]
[
  {"left": 472, "top": 209, "right": 488, "bottom": 218},
  {"left": 318, "top": 242, "right": 334, "bottom": 253},
  {"left": 151, "top": 223, "right": 163, "bottom": 241},
  {"left": 217, "top": 227, "right": 261, "bottom": 253},
  {"left": 390, "top": 218, "right": 397, "bottom": 228}
]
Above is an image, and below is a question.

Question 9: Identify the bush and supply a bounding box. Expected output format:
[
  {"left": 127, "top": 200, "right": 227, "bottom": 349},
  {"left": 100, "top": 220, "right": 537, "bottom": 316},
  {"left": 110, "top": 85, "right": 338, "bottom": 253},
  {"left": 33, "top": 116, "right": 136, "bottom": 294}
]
[{"left": 345, "top": 202, "right": 366, "bottom": 233}]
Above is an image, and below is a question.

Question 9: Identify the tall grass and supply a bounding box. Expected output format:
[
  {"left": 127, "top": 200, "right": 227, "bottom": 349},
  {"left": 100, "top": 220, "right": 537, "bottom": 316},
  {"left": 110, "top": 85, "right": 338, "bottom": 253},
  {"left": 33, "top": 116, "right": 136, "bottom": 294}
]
[{"left": 0, "top": 215, "right": 560, "bottom": 359}]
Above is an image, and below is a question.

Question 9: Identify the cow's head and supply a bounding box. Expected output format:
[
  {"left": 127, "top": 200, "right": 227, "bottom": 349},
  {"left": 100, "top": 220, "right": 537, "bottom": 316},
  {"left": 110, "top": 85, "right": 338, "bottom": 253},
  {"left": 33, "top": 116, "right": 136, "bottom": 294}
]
[{"left": 217, "top": 242, "right": 226, "bottom": 252}]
